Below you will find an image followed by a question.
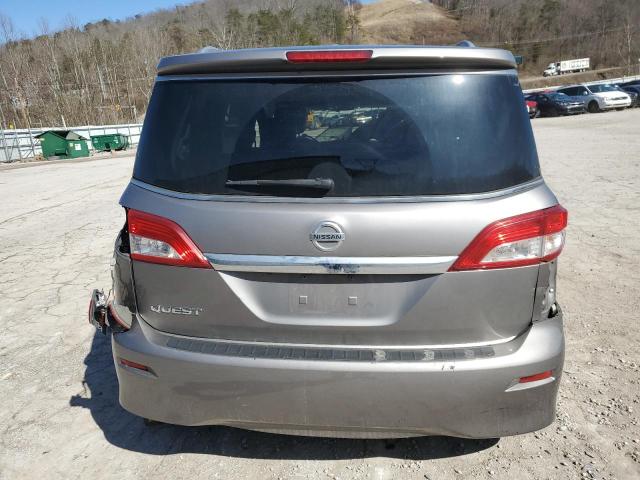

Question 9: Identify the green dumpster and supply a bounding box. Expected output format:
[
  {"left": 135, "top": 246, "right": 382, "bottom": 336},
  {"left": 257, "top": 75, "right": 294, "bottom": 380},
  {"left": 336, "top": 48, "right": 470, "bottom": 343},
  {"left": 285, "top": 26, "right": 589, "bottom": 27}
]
[
  {"left": 34, "top": 130, "right": 90, "bottom": 159},
  {"left": 90, "top": 133, "right": 130, "bottom": 152}
]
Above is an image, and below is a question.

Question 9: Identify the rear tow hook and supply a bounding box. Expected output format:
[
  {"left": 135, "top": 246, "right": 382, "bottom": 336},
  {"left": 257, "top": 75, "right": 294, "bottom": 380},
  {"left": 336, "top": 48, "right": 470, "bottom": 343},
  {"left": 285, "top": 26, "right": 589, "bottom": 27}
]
[{"left": 88, "top": 289, "right": 128, "bottom": 334}]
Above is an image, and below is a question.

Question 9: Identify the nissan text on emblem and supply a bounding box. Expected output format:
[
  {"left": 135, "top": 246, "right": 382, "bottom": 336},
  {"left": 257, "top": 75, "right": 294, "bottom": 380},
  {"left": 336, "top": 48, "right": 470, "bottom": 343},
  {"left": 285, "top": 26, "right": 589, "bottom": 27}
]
[{"left": 310, "top": 221, "right": 345, "bottom": 251}]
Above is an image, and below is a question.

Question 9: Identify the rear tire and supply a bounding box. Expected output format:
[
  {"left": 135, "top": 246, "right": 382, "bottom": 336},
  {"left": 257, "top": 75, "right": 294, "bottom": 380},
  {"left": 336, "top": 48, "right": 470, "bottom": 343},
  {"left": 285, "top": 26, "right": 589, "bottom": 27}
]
[{"left": 588, "top": 101, "right": 600, "bottom": 113}]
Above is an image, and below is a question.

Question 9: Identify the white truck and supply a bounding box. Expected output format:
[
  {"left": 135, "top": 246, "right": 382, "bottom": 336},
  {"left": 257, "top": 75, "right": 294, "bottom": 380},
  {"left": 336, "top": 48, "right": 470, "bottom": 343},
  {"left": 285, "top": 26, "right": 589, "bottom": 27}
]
[{"left": 543, "top": 58, "right": 590, "bottom": 77}]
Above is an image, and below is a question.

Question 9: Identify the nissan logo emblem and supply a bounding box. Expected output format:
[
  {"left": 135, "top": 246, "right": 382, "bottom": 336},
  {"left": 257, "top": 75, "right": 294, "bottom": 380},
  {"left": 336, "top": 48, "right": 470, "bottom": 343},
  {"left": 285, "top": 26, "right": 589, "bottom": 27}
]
[{"left": 310, "top": 221, "right": 345, "bottom": 251}]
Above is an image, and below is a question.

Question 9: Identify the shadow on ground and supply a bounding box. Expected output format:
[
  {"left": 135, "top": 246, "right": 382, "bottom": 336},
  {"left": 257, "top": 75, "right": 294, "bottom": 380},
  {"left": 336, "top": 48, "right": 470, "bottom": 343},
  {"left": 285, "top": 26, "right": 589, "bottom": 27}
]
[{"left": 70, "top": 331, "right": 498, "bottom": 460}]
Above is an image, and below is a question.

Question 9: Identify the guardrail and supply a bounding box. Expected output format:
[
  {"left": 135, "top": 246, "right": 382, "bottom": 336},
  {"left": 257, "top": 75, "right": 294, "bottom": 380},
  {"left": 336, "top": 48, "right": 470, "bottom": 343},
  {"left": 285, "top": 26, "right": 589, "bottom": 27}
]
[
  {"left": 522, "top": 74, "right": 640, "bottom": 94},
  {"left": 0, "top": 123, "right": 143, "bottom": 163}
]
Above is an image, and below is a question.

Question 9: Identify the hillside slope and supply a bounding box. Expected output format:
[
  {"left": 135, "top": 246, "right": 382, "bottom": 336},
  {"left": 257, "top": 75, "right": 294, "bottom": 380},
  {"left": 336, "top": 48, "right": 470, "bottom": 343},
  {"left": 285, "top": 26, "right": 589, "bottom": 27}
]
[{"left": 358, "top": 0, "right": 464, "bottom": 45}]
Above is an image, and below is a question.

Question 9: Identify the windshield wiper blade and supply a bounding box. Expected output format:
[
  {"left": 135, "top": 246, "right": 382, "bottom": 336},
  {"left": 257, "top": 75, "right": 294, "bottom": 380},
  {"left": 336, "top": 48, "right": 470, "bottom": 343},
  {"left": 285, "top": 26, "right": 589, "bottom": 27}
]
[{"left": 226, "top": 178, "right": 334, "bottom": 190}]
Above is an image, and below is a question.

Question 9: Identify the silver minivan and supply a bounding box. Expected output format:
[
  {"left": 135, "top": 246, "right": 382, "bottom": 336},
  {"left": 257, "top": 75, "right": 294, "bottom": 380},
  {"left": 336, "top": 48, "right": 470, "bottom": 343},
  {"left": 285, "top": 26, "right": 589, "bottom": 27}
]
[{"left": 89, "top": 44, "right": 568, "bottom": 439}]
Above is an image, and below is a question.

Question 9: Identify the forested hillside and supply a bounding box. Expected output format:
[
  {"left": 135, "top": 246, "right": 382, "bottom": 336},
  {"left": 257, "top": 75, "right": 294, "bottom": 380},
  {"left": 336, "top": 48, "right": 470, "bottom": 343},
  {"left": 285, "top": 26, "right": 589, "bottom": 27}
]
[
  {"left": 1, "top": 0, "right": 639, "bottom": 129},
  {"left": 0, "top": 0, "right": 359, "bottom": 128},
  {"left": 433, "top": 0, "right": 640, "bottom": 74}
]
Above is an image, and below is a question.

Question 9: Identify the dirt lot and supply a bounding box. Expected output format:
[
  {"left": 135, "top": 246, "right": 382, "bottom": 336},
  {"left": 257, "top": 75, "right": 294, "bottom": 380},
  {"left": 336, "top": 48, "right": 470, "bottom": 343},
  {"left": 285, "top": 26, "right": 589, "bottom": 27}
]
[{"left": 1, "top": 109, "right": 639, "bottom": 480}]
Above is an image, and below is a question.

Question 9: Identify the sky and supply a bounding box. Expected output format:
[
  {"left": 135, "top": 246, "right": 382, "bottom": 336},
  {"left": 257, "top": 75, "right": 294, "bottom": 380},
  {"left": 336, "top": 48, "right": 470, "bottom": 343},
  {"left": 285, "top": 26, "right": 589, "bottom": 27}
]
[
  {"left": 0, "top": 0, "right": 197, "bottom": 38},
  {"left": 2, "top": 0, "right": 381, "bottom": 38}
]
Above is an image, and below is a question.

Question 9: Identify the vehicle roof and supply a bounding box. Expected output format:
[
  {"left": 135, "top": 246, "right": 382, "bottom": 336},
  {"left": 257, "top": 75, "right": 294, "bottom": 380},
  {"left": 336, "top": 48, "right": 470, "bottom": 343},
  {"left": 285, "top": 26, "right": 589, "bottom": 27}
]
[{"left": 157, "top": 44, "right": 516, "bottom": 76}]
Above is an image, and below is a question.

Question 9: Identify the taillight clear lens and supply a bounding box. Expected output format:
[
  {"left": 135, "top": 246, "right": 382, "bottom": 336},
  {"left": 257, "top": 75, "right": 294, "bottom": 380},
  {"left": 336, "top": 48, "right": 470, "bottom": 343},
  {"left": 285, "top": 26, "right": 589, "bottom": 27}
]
[
  {"left": 542, "top": 230, "right": 565, "bottom": 260},
  {"left": 481, "top": 236, "right": 543, "bottom": 264},
  {"left": 450, "top": 205, "right": 568, "bottom": 271},
  {"left": 127, "top": 209, "right": 211, "bottom": 269},
  {"left": 130, "top": 234, "right": 181, "bottom": 260}
]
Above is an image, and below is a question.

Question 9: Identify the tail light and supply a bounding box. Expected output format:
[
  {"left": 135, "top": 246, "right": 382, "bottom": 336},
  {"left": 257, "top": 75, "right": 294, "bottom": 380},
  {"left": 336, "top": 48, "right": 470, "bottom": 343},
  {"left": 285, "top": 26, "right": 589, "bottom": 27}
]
[
  {"left": 286, "top": 50, "right": 373, "bottom": 63},
  {"left": 127, "top": 209, "right": 211, "bottom": 269},
  {"left": 107, "top": 303, "right": 131, "bottom": 332},
  {"left": 450, "top": 205, "right": 568, "bottom": 271}
]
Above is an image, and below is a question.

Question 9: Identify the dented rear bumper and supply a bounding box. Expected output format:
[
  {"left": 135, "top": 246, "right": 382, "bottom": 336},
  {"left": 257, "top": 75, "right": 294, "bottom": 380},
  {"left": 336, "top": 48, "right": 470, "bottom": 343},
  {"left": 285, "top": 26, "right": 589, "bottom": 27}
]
[{"left": 111, "top": 312, "right": 564, "bottom": 439}]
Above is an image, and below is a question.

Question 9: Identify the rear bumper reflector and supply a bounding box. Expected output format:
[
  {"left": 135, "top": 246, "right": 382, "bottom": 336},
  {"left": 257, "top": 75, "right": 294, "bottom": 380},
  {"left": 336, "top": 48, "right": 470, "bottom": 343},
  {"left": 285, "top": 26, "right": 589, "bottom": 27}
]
[
  {"left": 118, "top": 357, "right": 151, "bottom": 372},
  {"left": 519, "top": 370, "right": 553, "bottom": 383}
]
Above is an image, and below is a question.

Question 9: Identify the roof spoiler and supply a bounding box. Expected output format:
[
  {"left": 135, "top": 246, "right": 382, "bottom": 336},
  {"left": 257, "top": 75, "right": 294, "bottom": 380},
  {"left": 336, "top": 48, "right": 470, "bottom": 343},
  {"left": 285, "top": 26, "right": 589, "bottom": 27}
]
[{"left": 157, "top": 45, "right": 516, "bottom": 75}]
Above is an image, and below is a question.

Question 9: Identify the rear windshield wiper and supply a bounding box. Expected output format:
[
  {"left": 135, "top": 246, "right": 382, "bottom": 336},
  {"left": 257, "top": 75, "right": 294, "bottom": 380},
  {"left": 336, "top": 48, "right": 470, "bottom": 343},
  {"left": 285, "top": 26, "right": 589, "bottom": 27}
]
[{"left": 225, "top": 178, "right": 334, "bottom": 190}]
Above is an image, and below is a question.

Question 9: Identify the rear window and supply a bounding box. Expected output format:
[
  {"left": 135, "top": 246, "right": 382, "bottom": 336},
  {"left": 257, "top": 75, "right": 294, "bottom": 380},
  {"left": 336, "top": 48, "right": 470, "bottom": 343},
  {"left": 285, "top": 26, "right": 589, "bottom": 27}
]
[{"left": 135, "top": 73, "right": 539, "bottom": 197}]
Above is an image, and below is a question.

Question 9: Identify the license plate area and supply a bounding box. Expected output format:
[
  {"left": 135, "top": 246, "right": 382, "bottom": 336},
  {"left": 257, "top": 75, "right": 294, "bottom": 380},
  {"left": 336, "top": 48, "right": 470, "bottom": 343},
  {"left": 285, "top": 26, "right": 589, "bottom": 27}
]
[{"left": 219, "top": 272, "right": 435, "bottom": 327}]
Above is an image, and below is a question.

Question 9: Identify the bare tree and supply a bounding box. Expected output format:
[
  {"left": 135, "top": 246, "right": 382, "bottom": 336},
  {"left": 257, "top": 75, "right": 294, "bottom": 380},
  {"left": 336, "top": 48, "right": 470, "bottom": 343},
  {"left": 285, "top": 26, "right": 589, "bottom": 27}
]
[{"left": 1, "top": 0, "right": 638, "bottom": 128}]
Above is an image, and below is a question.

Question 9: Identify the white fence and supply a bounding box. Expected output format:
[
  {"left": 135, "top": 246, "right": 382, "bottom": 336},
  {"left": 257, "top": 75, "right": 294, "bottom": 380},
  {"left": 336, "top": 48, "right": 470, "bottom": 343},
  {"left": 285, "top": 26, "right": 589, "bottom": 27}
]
[{"left": 0, "top": 123, "right": 143, "bottom": 163}]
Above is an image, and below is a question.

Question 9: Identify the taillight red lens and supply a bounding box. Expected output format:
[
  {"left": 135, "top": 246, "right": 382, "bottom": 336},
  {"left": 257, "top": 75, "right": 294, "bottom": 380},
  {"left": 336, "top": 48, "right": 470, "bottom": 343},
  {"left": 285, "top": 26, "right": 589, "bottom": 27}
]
[
  {"left": 286, "top": 50, "right": 373, "bottom": 63},
  {"left": 127, "top": 209, "right": 211, "bottom": 269},
  {"left": 450, "top": 205, "right": 568, "bottom": 271}
]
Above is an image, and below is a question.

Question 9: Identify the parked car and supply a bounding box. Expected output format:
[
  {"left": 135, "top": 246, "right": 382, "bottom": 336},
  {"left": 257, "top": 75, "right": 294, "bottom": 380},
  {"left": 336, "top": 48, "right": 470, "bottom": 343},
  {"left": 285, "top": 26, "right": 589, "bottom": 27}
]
[
  {"left": 615, "top": 85, "right": 640, "bottom": 107},
  {"left": 557, "top": 84, "right": 631, "bottom": 112},
  {"left": 526, "top": 98, "right": 538, "bottom": 118},
  {"left": 616, "top": 79, "right": 640, "bottom": 87},
  {"left": 88, "top": 44, "right": 568, "bottom": 439},
  {"left": 525, "top": 92, "right": 586, "bottom": 116}
]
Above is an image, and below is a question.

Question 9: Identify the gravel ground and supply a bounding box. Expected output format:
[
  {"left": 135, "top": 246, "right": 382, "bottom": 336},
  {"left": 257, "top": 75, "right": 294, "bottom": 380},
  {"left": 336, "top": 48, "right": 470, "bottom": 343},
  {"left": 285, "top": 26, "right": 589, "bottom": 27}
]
[{"left": 0, "top": 109, "right": 639, "bottom": 480}]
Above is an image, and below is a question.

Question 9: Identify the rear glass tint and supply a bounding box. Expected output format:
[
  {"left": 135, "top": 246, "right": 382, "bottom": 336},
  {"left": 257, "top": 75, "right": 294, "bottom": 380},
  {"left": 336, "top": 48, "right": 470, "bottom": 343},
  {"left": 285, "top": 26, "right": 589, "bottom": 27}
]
[{"left": 135, "top": 73, "right": 539, "bottom": 196}]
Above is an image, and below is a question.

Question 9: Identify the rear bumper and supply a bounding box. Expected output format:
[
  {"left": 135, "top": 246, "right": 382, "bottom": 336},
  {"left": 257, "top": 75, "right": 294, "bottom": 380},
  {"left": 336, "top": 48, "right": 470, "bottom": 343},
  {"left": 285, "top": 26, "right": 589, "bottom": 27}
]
[{"left": 112, "top": 314, "right": 564, "bottom": 439}]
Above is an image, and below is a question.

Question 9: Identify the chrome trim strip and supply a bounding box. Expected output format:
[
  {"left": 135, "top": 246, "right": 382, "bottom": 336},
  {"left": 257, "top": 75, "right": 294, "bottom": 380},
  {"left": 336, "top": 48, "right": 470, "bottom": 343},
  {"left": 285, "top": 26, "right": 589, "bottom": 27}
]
[
  {"left": 129, "top": 177, "right": 545, "bottom": 204},
  {"left": 205, "top": 253, "right": 457, "bottom": 274}
]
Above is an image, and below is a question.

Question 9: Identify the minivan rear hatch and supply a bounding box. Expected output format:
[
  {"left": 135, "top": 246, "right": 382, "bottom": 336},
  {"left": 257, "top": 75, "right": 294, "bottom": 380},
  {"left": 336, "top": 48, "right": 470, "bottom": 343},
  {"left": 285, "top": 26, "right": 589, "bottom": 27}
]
[{"left": 122, "top": 47, "right": 554, "bottom": 347}]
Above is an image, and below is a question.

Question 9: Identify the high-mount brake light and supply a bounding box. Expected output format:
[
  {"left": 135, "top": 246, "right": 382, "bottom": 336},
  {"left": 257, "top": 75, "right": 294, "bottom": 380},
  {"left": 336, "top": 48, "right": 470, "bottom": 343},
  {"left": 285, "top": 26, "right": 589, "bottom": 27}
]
[
  {"left": 127, "top": 209, "right": 211, "bottom": 269},
  {"left": 286, "top": 50, "right": 373, "bottom": 63},
  {"left": 450, "top": 205, "right": 568, "bottom": 271}
]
